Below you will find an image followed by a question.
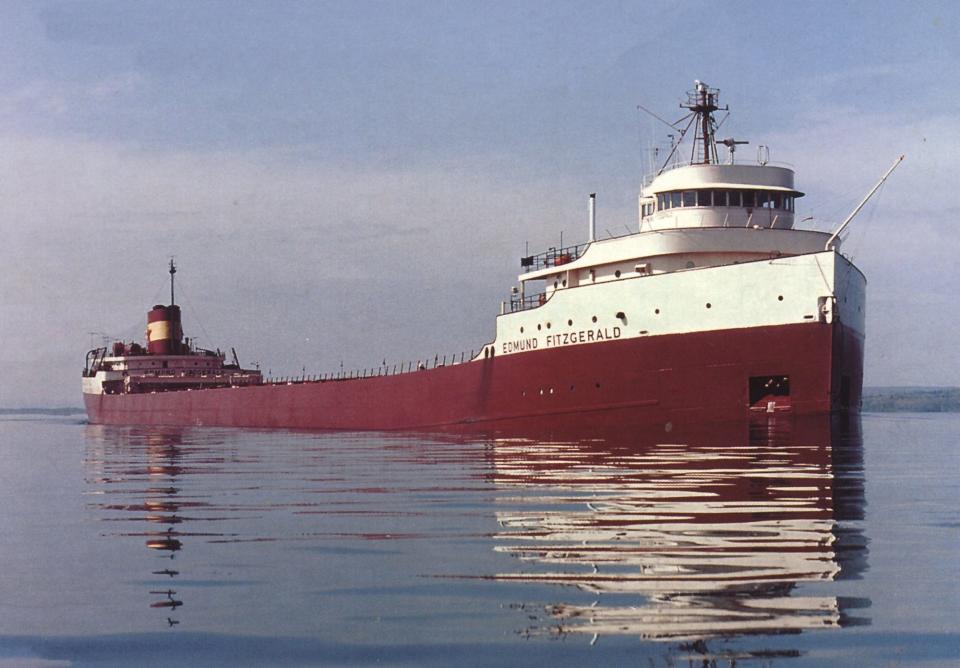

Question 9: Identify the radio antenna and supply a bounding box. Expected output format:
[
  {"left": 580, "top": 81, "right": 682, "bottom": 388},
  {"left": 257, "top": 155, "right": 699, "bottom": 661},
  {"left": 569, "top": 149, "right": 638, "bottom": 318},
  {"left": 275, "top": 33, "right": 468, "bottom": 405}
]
[
  {"left": 656, "top": 114, "right": 696, "bottom": 174},
  {"left": 636, "top": 102, "right": 682, "bottom": 132}
]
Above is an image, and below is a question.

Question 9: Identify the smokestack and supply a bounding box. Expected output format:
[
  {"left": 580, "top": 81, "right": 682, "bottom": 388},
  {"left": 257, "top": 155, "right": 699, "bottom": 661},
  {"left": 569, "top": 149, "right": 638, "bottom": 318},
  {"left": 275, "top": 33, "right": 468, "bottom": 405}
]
[
  {"left": 588, "top": 193, "right": 596, "bottom": 243},
  {"left": 146, "top": 304, "right": 183, "bottom": 355}
]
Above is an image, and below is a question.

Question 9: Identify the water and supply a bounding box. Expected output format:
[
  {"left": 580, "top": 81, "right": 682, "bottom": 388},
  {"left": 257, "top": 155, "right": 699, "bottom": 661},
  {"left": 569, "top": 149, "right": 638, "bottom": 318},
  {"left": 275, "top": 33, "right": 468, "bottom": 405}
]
[{"left": 0, "top": 412, "right": 957, "bottom": 666}]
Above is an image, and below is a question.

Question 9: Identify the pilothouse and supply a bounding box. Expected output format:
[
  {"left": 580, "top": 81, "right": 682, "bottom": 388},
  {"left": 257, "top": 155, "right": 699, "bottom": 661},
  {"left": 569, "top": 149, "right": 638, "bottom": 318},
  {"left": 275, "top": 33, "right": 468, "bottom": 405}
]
[{"left": 639, "top": 82, "right": 800, "bottom": 232}]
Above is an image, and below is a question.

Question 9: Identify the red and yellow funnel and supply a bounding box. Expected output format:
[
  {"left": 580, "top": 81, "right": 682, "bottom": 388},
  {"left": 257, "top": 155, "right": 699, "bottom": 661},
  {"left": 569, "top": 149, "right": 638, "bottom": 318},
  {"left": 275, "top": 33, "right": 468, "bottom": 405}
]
[{"left": 146, "top": 304, "right": 183, "bottom": 355}]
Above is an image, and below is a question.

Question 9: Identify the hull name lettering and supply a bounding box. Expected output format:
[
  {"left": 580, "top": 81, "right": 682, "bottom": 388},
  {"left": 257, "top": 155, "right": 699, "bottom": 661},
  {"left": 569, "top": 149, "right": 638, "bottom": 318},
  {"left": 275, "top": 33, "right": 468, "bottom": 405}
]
[{"left": 502, "top": 338, "right": 539, "bottom": 354}]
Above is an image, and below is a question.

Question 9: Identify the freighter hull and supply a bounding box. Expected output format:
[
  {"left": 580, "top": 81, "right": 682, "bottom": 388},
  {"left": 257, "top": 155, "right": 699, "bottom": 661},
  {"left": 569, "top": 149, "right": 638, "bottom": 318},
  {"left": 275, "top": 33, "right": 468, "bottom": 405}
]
[
  {"left": 83, "top": 82, "right": 884, "bottom": 431},
  {"left": 84, "top": 319, "right": 862, "bottom": 430}
]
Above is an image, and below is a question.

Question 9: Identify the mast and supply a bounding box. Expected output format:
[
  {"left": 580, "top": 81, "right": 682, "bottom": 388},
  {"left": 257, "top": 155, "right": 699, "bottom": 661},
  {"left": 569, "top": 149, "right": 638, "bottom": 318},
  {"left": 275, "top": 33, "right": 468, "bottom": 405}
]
[
  {"left": 169, "top": 258, "right": 177, "bottom": 306},
  {"left": 680, "top": 81, "right": 726, "bottom": 165}
]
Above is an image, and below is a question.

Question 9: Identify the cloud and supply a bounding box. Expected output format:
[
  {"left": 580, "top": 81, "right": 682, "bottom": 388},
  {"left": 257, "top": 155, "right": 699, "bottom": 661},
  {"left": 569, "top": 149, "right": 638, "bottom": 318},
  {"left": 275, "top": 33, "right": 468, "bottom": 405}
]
[{"left": 0, "top": 73, "right": 147, "bottom": 127}]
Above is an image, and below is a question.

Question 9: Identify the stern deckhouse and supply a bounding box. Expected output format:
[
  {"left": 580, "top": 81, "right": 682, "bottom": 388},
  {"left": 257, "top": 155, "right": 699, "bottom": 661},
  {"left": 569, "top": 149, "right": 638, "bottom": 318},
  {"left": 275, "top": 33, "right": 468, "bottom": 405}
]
[{"left": 83, "top": 260, "right": 262, "bottom": 397}]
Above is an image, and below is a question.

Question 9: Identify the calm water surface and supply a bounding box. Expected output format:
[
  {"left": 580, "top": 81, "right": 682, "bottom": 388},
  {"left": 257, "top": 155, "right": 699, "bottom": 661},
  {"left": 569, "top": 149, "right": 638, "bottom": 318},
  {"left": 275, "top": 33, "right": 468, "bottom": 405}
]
[{"left": 0, "top": 412, "right": 957, "bottom": 666}]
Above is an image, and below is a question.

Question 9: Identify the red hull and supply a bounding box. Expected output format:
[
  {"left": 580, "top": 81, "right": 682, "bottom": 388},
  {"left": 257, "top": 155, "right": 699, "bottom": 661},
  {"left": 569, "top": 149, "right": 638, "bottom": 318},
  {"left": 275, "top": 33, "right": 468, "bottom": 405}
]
[{"left": 84, "top": 321, "right": 863, "bottom": 430}]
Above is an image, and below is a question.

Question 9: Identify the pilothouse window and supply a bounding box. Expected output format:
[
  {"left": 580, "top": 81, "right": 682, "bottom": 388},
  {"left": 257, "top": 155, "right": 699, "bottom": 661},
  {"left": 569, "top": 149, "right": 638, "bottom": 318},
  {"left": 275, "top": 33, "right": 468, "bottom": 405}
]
[{"left": 654, "top": 188, "right": 795, "bottom": 212}]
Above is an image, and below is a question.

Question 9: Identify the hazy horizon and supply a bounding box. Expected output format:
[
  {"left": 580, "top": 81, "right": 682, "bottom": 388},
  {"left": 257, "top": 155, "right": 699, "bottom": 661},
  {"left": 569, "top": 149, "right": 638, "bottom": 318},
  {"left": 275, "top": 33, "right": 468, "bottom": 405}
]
[{"left": 2, "top": 1, "right": 958, "bottom": 407}]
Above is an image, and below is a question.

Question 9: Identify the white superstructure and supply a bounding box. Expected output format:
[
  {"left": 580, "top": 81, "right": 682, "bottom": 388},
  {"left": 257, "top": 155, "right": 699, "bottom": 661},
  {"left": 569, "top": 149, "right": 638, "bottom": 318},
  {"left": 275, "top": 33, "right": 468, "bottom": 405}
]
[
  {"left": 479, "top": 82, "right": 866, "bottom": 362},
  {"left": 487, "top": 248, "right": 863, "bottom": 359}
]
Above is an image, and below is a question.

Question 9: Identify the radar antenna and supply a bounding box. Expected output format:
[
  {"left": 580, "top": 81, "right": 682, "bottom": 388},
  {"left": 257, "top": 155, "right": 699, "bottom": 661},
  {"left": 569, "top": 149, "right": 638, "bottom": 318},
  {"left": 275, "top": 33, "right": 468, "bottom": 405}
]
[{"left": 719, "top": 137, "right": 749, "bottom": 164}]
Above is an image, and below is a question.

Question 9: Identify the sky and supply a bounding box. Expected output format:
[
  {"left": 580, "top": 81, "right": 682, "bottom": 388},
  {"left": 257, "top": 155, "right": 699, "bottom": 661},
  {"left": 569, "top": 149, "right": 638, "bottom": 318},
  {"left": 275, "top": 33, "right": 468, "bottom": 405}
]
[{"left": 0, "top": 0, "right": 957, "bottom": 407}]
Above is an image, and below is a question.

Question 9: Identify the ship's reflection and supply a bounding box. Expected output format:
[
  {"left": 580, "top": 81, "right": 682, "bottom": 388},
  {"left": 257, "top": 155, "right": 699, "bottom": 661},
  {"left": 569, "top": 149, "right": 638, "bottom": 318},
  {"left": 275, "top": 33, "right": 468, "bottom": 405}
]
[
  {"left": 481, "top": 413, "right": 867, "bottom": 646},
  {"left": 85, "top": 424, "right": 227, "bottom": 627},
  {"left": 81, "top": 411, "right": 868, "bottom": 651}
]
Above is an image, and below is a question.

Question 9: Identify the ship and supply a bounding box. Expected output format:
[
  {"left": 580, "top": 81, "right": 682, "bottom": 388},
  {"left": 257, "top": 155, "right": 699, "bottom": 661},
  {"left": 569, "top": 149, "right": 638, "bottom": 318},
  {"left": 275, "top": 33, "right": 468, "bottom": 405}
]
[{"left": 83, "top": 81, "right": 899, "bottom": 430}]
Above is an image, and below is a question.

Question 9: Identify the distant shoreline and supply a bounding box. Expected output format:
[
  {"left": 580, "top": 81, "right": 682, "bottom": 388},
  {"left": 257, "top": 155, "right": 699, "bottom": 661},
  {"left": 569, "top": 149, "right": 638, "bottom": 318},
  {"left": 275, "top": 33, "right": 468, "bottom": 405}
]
[
  {"left": 4, "top": 387, "right": 959, "bottom": 416},
  {"left": 0, "top": 407, "right": 86, "bottom": 416},
  {"left": 862, "top": 387, "right": 960, "bottom": 413}
]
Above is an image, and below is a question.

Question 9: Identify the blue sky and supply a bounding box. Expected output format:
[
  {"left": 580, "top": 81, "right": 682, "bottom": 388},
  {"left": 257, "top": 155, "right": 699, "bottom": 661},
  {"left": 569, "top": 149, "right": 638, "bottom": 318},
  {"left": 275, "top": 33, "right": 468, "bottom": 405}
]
[{"left": 1, "top": 1, "right": 957, "bottom": 406}]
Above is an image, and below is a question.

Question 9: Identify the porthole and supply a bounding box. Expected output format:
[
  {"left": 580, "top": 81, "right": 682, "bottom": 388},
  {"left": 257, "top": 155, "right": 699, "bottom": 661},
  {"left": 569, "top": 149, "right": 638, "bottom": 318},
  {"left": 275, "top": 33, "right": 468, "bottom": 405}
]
[
  {"left": 591, "top": 315, "right": 598, "bottom": 323},
  {"left": 655, "top": 308, "right": 660, "bottom": 315},
  {"left": 549, "top": 388, "right": 554, "bottom": 395},
  {"left": 537, "top": 324, "right": 542, "bottom": 331},
  {"left": 521, "top": 390, "right": 526, "bottom": 397},
  {"left": 562, "top": 280, "right": 567, "bottom": 287},
  {"left": 569, "top": 384, "right": 575, "bottom": 391},
  {"left": 539, "top": 388, "right": 544, "bottom": 396},
  {"left": 546, "top": 322, "right": 552, "bottom": 329},
  {"left": 595, "top": 382, "right": 601, "bottom": 389},
  {"left": 615, "top": 270, "right": 621, "bottom": 278},
  {"left": 520, "top": 326, "right": 524, "bottom": 333},
  {"left": 706, "top": 302, "right": 712, "bottom": 309},
  {"left": 686, "top": 261, "right": 695, "bottom": 269},
  {"left": 567, "top": 319, "right": 573, "bottom": 326},
  {"left": 554, "top": 281, "right": 558, "bottom": 288},
  {"left": 777, "top": 295, "right": 784, "bottom": 301}
]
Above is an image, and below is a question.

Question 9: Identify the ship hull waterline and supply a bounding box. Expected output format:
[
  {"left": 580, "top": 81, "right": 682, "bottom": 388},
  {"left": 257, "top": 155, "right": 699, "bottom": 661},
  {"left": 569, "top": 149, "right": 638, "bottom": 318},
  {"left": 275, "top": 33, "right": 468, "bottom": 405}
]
[{"left": 84, "top": 319, "right": 862, "bottom": 431}]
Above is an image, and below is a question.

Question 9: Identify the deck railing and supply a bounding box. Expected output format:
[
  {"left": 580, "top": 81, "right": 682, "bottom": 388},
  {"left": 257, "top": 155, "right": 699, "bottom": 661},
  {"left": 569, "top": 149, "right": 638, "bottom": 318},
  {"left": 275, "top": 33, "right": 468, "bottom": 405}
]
[
  {"left": 641, "top": 158, "right": 796, "bottom": 188},
  {"left": 520, "top": 242, "right": 589, "bottom": 273},
  {"left": 508, "top": 292, "right": 548, "bottom": 313},
  {"left": 263, "top": 347, "right": 482, "bottom": 386}
]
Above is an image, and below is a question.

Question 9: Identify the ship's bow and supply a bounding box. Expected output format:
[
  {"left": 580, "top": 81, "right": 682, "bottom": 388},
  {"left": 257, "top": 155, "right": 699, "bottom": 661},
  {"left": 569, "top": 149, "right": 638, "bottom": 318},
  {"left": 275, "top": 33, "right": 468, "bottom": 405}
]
[{"left": 829, "top": 253, "right": 866, "bottom": 412}]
